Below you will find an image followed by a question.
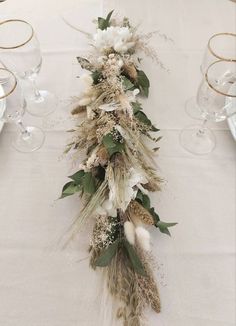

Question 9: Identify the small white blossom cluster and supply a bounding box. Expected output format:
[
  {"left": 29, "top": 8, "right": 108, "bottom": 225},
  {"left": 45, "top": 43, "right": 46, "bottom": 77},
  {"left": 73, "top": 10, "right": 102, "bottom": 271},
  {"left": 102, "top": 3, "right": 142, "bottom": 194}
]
[
  {"left": 93, "top": 26, "right": 135, "bottom": 53},
  {"left": 98, "top": 53, "right": 123, "bottom": 77},
  {"left": 91, "top": 215, "right": 119, "bottom": 250},
  {"left": 79, "top": 152, "right": 99, "bottom": 172}
]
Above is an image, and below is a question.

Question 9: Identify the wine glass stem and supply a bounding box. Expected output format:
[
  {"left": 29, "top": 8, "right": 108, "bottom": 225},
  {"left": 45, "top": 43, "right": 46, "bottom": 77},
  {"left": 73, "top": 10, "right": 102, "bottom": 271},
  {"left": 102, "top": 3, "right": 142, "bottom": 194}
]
[
  {"left": 17, "top": 121, "right": 30, "bottom": 139},
  {"left": 31, "top": 79, "right": 42, "bottom": 100},
  {"left": 196, "top": 119, "right": 208, "bottom": 137}
]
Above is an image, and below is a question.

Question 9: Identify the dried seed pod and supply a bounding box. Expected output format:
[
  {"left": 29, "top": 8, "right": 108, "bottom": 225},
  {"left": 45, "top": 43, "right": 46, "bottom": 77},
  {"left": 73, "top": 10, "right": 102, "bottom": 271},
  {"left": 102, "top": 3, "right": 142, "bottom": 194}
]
[
  {"left": 142, "top": 181, "right": 160, "bottom": 192},
  {"left": 128, "top": 200, "right": 154, "bottom": 225},
  {"left": 122, "top": 63, "right": 138, "bottom": 81},
  {"left": 71, "top": 105, "right": 86, "bottom": 115},
  {"left": 97, "top": 146, "right": 109, "bottom": 165}
]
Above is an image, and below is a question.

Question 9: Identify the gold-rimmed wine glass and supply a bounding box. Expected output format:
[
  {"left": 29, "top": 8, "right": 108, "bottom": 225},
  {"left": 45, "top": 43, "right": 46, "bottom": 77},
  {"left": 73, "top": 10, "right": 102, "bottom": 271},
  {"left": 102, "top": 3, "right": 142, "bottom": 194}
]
[
  {"left": 0, "top": 19, "right": 58, "bottom": 117},
  {"left": 186, "top": 32, "right": 236, "bottom": 120},
  {"left": 180, "top": 60, "right": 236, "bottom": 155},
  {"left": 0, "top": 68, "right": 45, "bottom": 152}
]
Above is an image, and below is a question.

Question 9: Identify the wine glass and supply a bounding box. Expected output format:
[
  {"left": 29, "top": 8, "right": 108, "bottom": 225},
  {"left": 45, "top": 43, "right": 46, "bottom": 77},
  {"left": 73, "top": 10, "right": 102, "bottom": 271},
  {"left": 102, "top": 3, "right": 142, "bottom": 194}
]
[
  {"left": 0, "top": 19, "right": 57, "bottom": 117},
  {"left": 180, "top": 60, "right": 236, "bottom": 155},
  {"left": 0, "top": 68, "right": 45, "bottom": 152},
  {"left": 186, "top": 33, "right": 236, "bottom": 119}
]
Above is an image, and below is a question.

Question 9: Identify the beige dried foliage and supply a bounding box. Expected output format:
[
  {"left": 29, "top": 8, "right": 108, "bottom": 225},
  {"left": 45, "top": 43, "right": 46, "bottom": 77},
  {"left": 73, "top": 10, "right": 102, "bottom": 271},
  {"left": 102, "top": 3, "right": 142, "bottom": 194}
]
[
  {"left": 142, "top": 180, "right": 160, "bottom": 192},
  {"left": 96, "top": 146, "right": 109, "bottom": 166},
  {"left": 122, "top": 63, "right": 138, "bottom": 81},
  {"left": 71, "top": 105, "right": 86, "bottom": 115},
  {"left": 106, "top": 245, "right": 161, "bottom": 325},
  {"left": 136, "top": 246, "right": 161, "bottom": 313}
]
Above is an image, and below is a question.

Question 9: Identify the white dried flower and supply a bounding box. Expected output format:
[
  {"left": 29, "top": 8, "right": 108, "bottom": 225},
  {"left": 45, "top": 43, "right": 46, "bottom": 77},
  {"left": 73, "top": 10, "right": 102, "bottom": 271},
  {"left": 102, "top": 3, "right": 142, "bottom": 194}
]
[
  {"left": 96, "top": 199, "right": 117, "bottom": 217},
  {"left": 93, "top": 26, "right": 135, "bottom": 53},
  {"left": 80, "top": 73, "right": 93, "bottom": 88},
  {"left": 86, "top": 152, "right": 98, "bottom": 169},
  {"left": 99, "top": 101, "right": 119, "bottom": 112},
  {"left": 78, "top": 163, "right": 88, "bottom": 172},
  {"left": 124, "top": 221, "right": 135, "bottom": 245},
  {"left": 135, "top": 226, "right": 151, "bottom": 251},
  {"left": 108, "top": 165, "right": 149, "bottom": 211},
  {"left": 128, "top": 167, "right": 148, "bottom": 193},
  {"left": 86, "top": 106, "right": 95, "bottom": 119}
]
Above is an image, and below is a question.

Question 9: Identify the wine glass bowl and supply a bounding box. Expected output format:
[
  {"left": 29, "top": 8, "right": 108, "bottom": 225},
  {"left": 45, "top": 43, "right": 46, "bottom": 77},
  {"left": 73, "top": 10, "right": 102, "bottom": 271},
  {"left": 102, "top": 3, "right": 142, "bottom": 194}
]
[
  {"left": 186, "top": 32, "right": 236, "bottom": 120},
  {"left": 197, "top": 60, "right": 236, "bottom": 122},
  {"left": 0, "top": 19, "right": 57, "bottom": 117},
  {"left": 0, "top": 68, "right": 45, "bottom": 152},
  {"left": 201, "top": 33, "right": 236, "bottom": 74},
  {"left": 180, "top": 60, "right": 236, "bottom": 155}
]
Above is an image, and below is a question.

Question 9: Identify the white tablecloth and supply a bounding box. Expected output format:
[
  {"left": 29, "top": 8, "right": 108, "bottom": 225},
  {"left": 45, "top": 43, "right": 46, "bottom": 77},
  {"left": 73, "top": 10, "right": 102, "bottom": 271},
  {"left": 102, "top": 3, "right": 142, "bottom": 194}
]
[{"left": 0, "top": 1, "right": 235, "bottom": 325}]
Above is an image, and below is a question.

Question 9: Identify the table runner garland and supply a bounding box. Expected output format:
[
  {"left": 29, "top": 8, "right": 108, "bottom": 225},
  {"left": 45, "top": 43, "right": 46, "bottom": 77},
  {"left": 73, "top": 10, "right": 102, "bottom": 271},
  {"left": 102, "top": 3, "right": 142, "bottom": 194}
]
[{"left": 61, "top": 11, "right": 177, "bottom": 325}]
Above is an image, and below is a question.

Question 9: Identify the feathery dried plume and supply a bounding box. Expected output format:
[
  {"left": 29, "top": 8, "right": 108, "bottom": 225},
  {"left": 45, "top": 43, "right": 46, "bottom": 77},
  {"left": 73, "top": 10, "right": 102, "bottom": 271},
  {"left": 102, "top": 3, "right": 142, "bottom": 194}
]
[
  {"left": 135, "top": 226, "right": 151, "bottom": 251},
  {"left": 124, "top": 221, "right": 135, "bottom": 245}
]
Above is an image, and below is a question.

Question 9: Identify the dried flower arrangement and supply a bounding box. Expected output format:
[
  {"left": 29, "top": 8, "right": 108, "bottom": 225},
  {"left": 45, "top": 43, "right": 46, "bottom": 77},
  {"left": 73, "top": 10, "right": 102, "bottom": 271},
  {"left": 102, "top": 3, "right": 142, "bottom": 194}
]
[{"left": 61, "top": 10, "right": 177, "bottom": 325}]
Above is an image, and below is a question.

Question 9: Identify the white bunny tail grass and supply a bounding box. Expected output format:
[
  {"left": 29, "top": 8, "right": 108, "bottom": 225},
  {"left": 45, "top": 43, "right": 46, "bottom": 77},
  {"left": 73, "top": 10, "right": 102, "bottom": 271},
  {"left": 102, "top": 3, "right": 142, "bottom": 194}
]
[
  {"left": 135, "top": 226, "right": 151, "bottom": 252},
  {"left": 124, "top": 221, "right": 135, "bottom": 245}
]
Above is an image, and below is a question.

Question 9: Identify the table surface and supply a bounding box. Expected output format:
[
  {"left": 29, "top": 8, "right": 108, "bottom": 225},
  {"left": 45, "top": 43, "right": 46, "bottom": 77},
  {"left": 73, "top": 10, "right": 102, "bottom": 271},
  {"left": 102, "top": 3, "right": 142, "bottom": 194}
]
[{"left": 0, "top": 1, "right": 235, "bottom": 325}]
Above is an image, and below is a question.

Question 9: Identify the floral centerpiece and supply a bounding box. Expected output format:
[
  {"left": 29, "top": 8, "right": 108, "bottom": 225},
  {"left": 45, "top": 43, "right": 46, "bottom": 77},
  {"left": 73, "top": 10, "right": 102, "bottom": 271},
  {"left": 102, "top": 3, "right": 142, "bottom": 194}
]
[{"left": 61, "top": 11, "right": 176, "bottom": 326}]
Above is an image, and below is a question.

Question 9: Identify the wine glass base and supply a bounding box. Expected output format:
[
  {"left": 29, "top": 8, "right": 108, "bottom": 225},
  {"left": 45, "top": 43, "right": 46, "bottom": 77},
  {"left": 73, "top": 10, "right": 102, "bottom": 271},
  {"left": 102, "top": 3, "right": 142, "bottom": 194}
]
[
  {"left": 185, "top": 97, "right": 203, "bottom": 120},
  {"left": 26, "top": 90, "right": 58, "bottom": 117},
  {"left": 180, "top": 125, "right": 216, "bottom": 155},
  {"left": 12, "top": 126, "right": 45, "bottom": 153}
]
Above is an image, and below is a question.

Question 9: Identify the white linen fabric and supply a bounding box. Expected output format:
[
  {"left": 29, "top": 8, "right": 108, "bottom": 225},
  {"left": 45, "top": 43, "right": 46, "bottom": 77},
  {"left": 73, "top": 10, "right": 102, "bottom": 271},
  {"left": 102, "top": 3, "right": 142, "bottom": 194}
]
[{"left": 0, "top": 1, "right": 235, "bottom": 325}]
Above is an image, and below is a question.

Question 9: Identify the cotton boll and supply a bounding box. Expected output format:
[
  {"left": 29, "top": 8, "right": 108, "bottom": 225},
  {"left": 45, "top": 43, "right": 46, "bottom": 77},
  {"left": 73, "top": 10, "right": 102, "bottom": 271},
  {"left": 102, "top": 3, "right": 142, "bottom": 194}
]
[
  {"left": 135, "top": 226, "right": 151, "bottom": 251},
  {"left": 124, "top": 221, "right": 135, "bottom": 245}
]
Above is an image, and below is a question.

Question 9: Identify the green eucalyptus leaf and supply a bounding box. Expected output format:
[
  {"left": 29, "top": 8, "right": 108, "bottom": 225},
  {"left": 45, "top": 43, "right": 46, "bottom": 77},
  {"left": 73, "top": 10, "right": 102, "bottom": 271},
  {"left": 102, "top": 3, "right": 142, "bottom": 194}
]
[
  {"left": 123, "top": 240, "right": 147, "bottom": 276},
  {"left": 141, "top": 86, "right": 149, "bottom": 97},
  {"left": 131, "top": 101, "right": 143, "bottom": 114},
  {"left": 102, "top": 133, "right": 117, "bottom": 148},
  {"left": 69, "top": 170, "right": 85, "bottom": 184},
  {"left": 137, "top": 70, "right": 150, "bottom": 97},
  {"left": 135, "top": 190, "right": 150, "bottom": 209},
  {"left": 95, "top": 240, "right": 119, "bottom": 266},
  {"left": 137, "top": 70, "right": 150, "bottom": 87},
  {"left": 98, "top": 17, "right": 107, "bottom": 30},
  {"left": 97, "top": 10, "right": 114, "bottom": 30},
  {"left": 91, "top": 71, "right": 102, "bottom": 84},
  {"left": 76, "top": 57, "right": 93, "bottom": 71},
  {"left": 60, "top": 181, "right": 80, "bottom": 199},
  {"left": 102, "top": 133, "right": 124, "bottom": 157},
  {"left": 156, "top": 221, "right": 178, "bottom": 236},
  {"left": 122, "top": 76, "right": 134, "bottom": 90},
  {"left": 83, "top": 172, "right": 96, "bottom": 194},
  {"left": 135, "top": 111, "right": 152, "bottom": 126},
  {"left": 135, "top": 110, "right": 159, "bottom": 132},
  {"left": 105, "top": 10, "right": 114, "bottom": 23},
  {"left": 135, "top": 190, "right": 144, "bottom": 203},
  {"left": 149, "top": 207, "right": 160, "bottom": 224},
  {"left": 107, "top": 143, "right": 124, "bottom": 156},
  {"left": 151, "top": 125, "right": 160, "bottom": 132}
]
